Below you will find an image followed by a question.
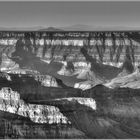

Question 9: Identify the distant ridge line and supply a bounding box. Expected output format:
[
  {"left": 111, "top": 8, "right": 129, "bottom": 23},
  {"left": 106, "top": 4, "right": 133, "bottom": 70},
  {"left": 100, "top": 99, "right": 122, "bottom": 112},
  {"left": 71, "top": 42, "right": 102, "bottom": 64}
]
[{"left": 0, "top": 30, "right": 140, "bottom": 33}]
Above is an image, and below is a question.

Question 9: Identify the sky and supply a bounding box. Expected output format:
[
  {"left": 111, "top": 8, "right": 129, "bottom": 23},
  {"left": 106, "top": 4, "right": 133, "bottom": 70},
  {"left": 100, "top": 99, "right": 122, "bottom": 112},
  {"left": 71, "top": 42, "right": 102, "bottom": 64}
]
[{"left": 0, "top": 1, "right": 140, "bottom": 28}]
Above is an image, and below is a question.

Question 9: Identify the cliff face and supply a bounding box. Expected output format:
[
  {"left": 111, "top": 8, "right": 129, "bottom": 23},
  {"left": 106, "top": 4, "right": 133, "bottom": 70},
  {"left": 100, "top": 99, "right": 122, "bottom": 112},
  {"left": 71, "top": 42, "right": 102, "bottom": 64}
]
[
  {"left": 0, "top": 37, "right": 139, "bottom": 71},
  {"left": 0, "top": 36, "right": 138, "bottom": 89},
  {"left": 0, "top": 87, "right": 68, "bottom": 124}
]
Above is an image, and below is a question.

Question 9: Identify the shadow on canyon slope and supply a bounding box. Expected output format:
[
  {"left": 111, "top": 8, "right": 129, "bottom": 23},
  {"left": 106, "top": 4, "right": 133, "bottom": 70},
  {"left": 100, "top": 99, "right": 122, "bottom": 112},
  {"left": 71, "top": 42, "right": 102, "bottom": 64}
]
[
  {"left": 0, "top": 73, "right": 82, "bottom": 101},
  {"left": 80, "top": 47, "right": 134, "bottom": 80}
]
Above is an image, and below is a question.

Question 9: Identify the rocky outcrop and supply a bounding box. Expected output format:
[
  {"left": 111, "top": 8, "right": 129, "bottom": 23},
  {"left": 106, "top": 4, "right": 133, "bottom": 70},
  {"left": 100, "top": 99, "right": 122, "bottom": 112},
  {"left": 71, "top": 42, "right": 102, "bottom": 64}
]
[
  {"left": 75, "top": 69, "right": 105, "bottom": 90},
  {"left": 104, "top": 71, "right": 140, "bottom": 89},
  {"left": 0, "top": 87, "right": 68, "bottom": 124}
]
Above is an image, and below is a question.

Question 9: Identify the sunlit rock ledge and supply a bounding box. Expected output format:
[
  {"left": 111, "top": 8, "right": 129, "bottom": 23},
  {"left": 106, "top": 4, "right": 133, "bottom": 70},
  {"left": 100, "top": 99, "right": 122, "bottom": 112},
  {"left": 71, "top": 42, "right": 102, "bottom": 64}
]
[
  {"left": 0, "top": 87, "right": 68, "bottom": 124},
  {"left": 55, "top": 97, "right": 96, "bottom": 110},
  {"left": 0, "top": 87, "right": 96, "bottom": 124},
  {"left": 0, "top": 39, "right": 17, "bottom": 45},
  {"left": 74, "top": 81, "right": 102, "bottom": 91}
]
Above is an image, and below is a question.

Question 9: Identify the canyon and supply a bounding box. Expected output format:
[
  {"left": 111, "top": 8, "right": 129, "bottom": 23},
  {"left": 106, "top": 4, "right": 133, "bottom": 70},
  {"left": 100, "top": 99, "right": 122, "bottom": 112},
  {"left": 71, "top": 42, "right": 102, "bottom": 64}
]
[{"left": 0, "top": 30, "right": 140, "bottom": 138}]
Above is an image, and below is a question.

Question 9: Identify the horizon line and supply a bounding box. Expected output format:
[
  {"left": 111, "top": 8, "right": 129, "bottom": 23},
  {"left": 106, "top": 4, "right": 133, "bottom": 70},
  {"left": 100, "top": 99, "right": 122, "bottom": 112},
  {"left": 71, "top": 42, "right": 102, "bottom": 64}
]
[{"left": 0, "top": 0, "right": 140, "bottom": 2}]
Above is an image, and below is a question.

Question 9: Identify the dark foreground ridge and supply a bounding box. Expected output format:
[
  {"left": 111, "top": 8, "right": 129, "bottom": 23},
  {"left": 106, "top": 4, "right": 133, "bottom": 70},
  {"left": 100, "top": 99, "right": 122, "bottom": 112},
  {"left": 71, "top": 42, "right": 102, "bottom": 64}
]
[
  {"left": 1, "top": 73, "right": 140, "bottom": 138},
  {"left": 0, "top": 110, "right": 87, "bottom": 139}
]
